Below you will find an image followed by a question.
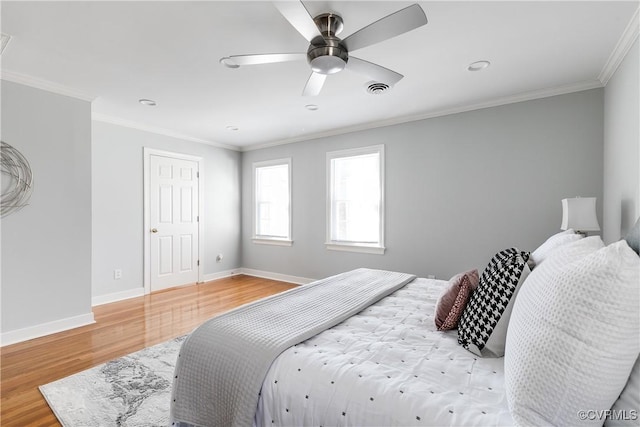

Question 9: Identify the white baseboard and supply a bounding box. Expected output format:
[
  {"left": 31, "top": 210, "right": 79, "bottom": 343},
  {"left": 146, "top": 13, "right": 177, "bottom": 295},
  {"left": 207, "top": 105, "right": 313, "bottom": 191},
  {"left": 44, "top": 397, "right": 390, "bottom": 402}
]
[
  {"left": 202, "top": 269, "right": 242, "bottom": 283},
  {"left": 92, "top": 287, "right": 145, "bottom": 307},
  {"left": 0, "top": 312, "right": 95, "bottom": 347},
  {"left": 0, "top": 268, "right": 311, "bottom": 346},
  {"left": 93, "top": 268, "right": 305, "bottom": 306},
  {"left": 239, "top": 268, "right": 315, "bottom": 285}
]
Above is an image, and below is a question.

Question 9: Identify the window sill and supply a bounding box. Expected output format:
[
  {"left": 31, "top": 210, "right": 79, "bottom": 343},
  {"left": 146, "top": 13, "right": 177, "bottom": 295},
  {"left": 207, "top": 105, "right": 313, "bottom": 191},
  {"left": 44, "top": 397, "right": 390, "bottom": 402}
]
[
  {"left": 325, "top": 242, "right": 385, "bottom": 255},
  {"left": 253, "top": 238, "right": 293, "bottom": 247}
]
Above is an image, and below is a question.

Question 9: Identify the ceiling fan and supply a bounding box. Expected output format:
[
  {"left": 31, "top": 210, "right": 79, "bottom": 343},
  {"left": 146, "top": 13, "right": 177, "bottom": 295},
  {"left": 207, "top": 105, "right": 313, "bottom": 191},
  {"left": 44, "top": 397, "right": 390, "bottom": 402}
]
[{"left": 220, "top": 1, "right": 428, "bottom": 96}]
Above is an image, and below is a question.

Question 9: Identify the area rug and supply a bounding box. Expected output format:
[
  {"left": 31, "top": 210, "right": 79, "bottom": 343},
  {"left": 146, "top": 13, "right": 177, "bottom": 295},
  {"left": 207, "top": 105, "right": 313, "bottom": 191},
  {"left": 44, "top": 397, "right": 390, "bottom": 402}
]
[{"left": 39, "top": 335, "right": 187, "bottom": 426}]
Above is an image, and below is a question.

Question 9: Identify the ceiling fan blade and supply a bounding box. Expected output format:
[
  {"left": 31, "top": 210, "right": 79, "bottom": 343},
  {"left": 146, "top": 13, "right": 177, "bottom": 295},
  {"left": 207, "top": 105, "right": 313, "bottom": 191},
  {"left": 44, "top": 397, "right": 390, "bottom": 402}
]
[
  {"left": 302, "top": 72, "right": 327, "bottom": 96},
  {"left": 342, "top": 4, "right": 427, "bottom": 52},
  {"left": 274, "top": 1, "right": 324, "bottom": 43},
  {"left": 346, "top": 57, "right": 403, "bottom": 86},
  {"left": 221, "top": 53, "right": 306, "bottom": 67}
]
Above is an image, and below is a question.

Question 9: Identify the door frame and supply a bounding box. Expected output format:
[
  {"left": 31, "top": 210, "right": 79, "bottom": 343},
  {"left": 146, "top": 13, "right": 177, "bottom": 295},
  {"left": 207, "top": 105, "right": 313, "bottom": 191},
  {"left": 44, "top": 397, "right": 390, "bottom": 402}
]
[{"left": 143, "top": 147, "right": 204, "bottom": 295}]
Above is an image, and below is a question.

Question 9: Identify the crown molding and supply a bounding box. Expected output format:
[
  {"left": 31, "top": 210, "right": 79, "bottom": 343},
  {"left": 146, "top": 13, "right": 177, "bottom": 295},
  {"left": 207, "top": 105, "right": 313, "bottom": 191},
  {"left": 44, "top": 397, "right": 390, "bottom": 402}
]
[
  {"left": 0, "top": 69, "right": 96, "bottom": 102},
  {"left": 3, "top": 66, "right": 603, "bottom": 154},
  {"left": 599, "top": 6, "right": 639, "bottom": 85},
  {"left": 241, "top": 79, "right": 603, "bottom": 152},
  {"left": 92, "top": 112, "right": 240, "bottom": 151}
]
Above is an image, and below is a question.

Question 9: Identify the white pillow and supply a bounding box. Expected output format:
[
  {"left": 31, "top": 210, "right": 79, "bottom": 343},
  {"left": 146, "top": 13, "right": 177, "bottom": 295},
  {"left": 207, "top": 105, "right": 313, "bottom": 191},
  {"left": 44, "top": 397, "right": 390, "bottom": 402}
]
[
  {"left": 531, "top": 228, "right": 583, "bottom": 266},
  {"left": 505, "top": 239, "right": 639, "bottom": 426},
  {"left": 482, "top": 262, "right": 530, "bottom": 357},
  {"left": 606, "top": 354, "right": 640, "bottom": 427}
]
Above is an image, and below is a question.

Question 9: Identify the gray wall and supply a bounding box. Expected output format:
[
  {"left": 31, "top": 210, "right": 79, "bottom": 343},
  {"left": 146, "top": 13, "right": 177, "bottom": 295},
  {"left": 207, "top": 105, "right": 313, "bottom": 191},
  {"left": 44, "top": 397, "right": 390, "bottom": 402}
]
[
  {"left": 603, "top": 38, "right": 639, "bottom": 244},
  {"left": 242, "top": 89, "right": 604, "bottom": 280},
  {"left": 2, "top": 66, "right": 628, "bottom": 339},
  {"left": 92, "top": 121, "right": 241, "bottom": 298},
  {"left": 1, "top": 80, "right": 92, "bottom": 332}
]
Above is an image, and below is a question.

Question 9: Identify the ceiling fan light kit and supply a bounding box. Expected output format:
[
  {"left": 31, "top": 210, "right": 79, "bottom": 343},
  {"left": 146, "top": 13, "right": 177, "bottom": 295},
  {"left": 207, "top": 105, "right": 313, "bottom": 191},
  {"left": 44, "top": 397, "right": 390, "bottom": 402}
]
[
  {"left": 220, "top": 1, "right": 428, "bottom": 96},
  {"left": 307, "top": 13, "right": 348, "bottom": 75}
]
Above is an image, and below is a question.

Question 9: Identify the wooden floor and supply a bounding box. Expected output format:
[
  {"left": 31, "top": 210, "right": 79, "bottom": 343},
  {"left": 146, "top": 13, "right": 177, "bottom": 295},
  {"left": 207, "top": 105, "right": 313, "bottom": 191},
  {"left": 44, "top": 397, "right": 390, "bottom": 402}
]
[{"left": 0, "top": 275, "right": 297, "bottom": 426}]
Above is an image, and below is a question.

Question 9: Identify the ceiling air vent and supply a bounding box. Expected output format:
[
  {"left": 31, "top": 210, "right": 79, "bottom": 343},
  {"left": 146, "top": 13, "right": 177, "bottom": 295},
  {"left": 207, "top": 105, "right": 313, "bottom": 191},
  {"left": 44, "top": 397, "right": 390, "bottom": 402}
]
[{"left": 365, "top": 81, "right": 390, "bottom": 95}]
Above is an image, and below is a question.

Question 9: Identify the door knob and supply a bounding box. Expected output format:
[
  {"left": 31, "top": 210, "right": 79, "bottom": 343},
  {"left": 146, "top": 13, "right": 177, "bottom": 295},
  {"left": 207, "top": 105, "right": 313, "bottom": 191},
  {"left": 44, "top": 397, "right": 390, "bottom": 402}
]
[{"left": 151, "top": 228, "right": 158, "bottom": 233}]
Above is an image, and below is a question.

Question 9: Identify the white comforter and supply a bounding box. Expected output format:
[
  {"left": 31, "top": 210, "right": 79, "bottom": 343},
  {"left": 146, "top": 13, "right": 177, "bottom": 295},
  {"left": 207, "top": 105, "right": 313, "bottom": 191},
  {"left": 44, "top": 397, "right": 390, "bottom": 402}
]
[
  {"left": 255, "top": 278, "right": 514, "bottom": 427},
  {"left": 171, "top": 268, "right": 415, "bottom": 427}
]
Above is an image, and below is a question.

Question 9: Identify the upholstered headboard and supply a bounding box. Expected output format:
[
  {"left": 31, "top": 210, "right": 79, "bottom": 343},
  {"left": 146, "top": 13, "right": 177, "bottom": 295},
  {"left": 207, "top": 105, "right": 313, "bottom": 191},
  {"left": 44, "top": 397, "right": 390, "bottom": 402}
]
[{"left": 625, "top": 217, "right": 640, "bottom": 255}]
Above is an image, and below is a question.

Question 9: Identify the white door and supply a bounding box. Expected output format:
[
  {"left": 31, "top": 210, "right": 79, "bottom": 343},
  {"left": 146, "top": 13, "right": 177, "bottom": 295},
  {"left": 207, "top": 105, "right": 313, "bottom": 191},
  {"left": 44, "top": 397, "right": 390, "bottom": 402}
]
[{"left": 149, "top": 153, "right": 199, "bottom": 291}]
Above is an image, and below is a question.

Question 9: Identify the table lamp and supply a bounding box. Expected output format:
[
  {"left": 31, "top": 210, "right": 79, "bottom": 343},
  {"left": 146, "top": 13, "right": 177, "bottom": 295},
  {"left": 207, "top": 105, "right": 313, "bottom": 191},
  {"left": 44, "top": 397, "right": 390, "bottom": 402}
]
[{"left": 561, "top": 197, "right": 600, "bottom": 236}]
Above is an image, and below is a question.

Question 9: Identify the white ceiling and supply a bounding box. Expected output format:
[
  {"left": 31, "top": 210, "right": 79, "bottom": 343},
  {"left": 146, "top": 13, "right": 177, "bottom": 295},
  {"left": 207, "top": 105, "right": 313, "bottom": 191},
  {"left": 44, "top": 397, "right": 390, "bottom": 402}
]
[{"left": 1, "top": 1, "right": 638, "bottom": 150}]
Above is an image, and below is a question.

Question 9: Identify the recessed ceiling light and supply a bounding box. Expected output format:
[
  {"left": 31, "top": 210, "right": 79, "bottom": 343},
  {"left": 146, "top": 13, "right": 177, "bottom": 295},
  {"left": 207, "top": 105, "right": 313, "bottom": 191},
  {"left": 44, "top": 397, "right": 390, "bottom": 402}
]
[
  {"left": 220, "top": 57, "right": 240, "bottom": 69},
  {"left": 139, "top": 99, "right": 157, "bottom": 106},
  {"left": 305, "top": 104, "right": 318, "bottom": 111},
  {"left": 226, "top": 125, "right": 239, "bottom": 131},
  {"left": 467, "top": 60, "right": 491, "bottom": 72}
]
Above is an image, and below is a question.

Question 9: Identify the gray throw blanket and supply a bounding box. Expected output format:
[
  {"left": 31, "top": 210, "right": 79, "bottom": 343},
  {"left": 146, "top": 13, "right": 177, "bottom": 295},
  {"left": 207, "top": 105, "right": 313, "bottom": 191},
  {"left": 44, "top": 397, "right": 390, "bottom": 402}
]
[{"left": 170, "top": 268, "right": 416, "bottom": 427}]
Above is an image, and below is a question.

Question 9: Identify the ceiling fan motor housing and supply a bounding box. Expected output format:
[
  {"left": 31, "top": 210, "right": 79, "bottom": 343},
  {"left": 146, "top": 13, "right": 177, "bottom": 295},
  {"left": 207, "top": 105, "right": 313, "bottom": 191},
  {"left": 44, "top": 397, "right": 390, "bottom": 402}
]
[{"left": 307, "top": 13, "right": 349, "bottom": 75}]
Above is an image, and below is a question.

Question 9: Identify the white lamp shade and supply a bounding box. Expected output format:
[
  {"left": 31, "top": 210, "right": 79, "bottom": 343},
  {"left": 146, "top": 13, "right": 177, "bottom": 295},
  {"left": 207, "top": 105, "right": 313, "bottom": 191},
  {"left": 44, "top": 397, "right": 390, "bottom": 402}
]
[{"left": 561, "top": 197, "right": 600, "bottom": 232}]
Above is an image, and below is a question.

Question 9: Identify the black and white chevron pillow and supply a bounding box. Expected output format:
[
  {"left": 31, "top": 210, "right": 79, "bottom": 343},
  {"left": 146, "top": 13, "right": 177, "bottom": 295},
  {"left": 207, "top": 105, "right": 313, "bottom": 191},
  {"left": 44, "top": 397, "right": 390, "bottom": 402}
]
[{"left": 457, "top": 249, "right": 531, "bottom": 357}]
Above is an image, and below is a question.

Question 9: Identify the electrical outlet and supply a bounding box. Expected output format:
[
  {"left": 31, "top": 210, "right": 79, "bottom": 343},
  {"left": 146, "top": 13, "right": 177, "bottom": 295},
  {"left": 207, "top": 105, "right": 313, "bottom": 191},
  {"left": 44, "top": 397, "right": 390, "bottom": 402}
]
[{"left": 114, "top": 269, "right": 122, "bottom": 280}]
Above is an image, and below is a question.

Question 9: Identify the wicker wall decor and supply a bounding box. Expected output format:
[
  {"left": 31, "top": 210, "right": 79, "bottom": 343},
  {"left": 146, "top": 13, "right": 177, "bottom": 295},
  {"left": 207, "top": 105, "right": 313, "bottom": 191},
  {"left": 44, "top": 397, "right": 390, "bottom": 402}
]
[{"left": 1, "top": 141, "right": 34, "bottom": 217}]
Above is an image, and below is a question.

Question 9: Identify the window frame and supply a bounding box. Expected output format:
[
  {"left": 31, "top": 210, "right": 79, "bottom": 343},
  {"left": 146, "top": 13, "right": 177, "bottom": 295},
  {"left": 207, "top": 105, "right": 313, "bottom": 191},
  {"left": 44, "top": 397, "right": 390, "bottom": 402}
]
[
  {"left": 325, "top": 145, "right": 385, "bottom": 254},
  {"left": 252, "top": 158, "right": 293, "bottom": 246}
]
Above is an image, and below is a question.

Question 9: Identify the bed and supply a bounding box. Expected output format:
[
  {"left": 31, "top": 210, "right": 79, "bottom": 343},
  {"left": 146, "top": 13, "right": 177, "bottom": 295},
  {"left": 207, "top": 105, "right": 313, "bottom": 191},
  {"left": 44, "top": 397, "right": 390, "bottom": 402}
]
[
  {"left": 254, "top": 277, "right": 512, "bottom": 427},
  {"left": 171, "top": 219, "right": 640, "bottom": 427}
]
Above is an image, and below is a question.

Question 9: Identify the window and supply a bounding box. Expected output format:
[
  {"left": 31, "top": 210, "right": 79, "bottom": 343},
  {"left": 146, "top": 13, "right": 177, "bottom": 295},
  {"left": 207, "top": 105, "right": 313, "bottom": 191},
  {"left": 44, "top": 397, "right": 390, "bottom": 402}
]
[
  {"left": 253, "top": 158, "right": 292, "bottom": 246},
  {"left": 326, "top": 145, "right": 385, "bottom": 254}
]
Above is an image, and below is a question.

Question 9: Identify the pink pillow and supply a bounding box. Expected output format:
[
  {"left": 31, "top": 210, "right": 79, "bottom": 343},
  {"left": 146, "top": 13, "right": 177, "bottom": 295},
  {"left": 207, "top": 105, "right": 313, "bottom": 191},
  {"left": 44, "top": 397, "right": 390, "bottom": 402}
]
[{"left": 434, "top": 269, "right": 479, "bottom": 331}]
